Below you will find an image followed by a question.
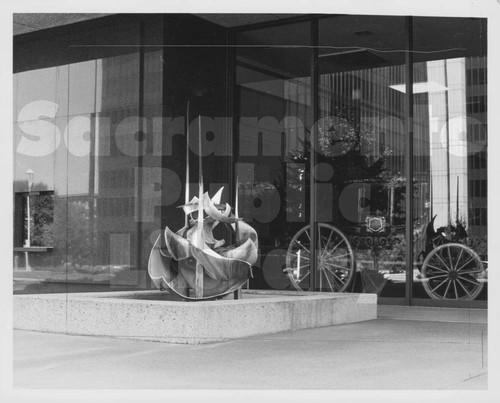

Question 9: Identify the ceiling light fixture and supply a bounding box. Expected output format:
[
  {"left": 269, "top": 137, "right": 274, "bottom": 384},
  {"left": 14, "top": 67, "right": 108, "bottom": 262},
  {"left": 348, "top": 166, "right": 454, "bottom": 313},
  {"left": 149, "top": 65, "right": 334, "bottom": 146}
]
[{"left": 389, "top": 82, "right": 448, "bottom": 94}]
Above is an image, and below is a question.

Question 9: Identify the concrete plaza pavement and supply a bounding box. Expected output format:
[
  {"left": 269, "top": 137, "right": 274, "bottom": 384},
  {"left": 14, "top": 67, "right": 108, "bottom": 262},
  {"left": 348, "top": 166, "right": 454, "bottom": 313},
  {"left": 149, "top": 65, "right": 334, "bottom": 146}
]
[{"left": 13, "top": 305, "right": 487, "bottom": 390}]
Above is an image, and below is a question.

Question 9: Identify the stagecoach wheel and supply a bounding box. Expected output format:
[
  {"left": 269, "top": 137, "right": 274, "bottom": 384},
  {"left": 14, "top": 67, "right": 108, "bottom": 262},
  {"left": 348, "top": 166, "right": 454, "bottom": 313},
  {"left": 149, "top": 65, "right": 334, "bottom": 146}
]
[
  {"left": 285, "top": 223, "right": 355, "bottom": 293},
  {"left": 421, "top": 243, "right": 485, "bottom": 301}
]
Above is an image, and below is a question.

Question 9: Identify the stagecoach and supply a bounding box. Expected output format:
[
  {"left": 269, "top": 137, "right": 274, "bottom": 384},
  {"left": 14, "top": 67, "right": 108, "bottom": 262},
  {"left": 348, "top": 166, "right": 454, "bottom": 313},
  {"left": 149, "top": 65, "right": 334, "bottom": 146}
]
[{"left": 283, "top": 183, "right": 487, "bottom": 301}]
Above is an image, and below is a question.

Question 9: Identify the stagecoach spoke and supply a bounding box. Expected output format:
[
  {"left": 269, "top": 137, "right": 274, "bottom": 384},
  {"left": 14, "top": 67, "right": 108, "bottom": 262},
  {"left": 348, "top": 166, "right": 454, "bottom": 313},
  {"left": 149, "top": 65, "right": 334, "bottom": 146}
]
[
  {"left": 435, "top": 252, "right": 452, "bottom": 272},
  {"left": 322, "top": 264, "right": 345, "bottom": 284},
  {"left": 304, "top": 229, "right": 311, "bottom": 242},
  {"left": 430, "top": 278, "right": 449, "bottom": 294},
  {"left": 455, "top": 256, "right": 476, "bottom": 272},
  {"left": 454, "top": 247, "right": 464, "bottom": 271},
  {"left": 453, "top": 280, "right": 459, "bottom": 299},
  {"left": 297, "top": 271, "right": 310, "bottom": 283},
  {"left": 318, "top": 228, "right": 324, "bottom": 250},
  {"left": 319, "top": 246, "right": 330, "bottom": 261},
  {"left": 318, "top": 234, "right": 324, "bottom": 251},
  {"left": 322, "top": 269, "right": 335, "bottom": 292},
  {"left": 457, "top": 269, "right": 482, "bottom": 275},
  {"left": 456, "top": 278, "right": 473, "bottom": 298},
  {"left": 324, "top": 228, "right": 334, "bottom": 251},
  {"left": 456, "top": 275, "right": 480, "bottom": 286},
  {"left": 320, "top": 248, "right": 333, "bottom": 260},
  {"left": 294, "top": 253, "right": 310, "bottom": 262},
  {"left": 328, "top": 239, "right": 345, "bottom": 256},
  {"left": 447, "top": 245, "right": 454, "bottom": 271},
  {"left": 323, "top": 260, "right": 350, "bottom": 272},
  {"left": 296, "top": 241, "right": 311, "bottom": 257},
  {"left": 443, "top": 280, "right": 452, "bottom": 299},
  {"left": 326, "top": 252, "right": 351, "bottom": 261},
  {"left": 426, "top": 263, "right": 450, "bottom": 274},
  {"left": 426, "top": 274, "right": 448, "bottom": 280},
  {"left": 321, "top": 249, "right": 348, "bottom": 263}
]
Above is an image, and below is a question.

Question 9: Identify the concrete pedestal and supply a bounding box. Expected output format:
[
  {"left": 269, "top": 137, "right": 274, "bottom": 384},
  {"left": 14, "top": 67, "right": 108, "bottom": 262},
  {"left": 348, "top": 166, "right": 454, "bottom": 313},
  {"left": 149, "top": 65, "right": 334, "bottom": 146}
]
[{"left": 14, "top": 290, "right": 377, "bottom": 344}]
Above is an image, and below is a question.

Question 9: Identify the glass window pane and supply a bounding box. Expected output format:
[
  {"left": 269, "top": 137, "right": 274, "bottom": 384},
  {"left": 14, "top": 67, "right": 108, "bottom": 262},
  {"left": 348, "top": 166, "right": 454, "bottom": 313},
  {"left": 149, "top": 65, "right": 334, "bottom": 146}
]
[
  {"left": 14, "top": 19, "right": 149, "bottom": 294},
  {"left": 69, "top": 61, "right": 97, "bottom": 116},
  {"left": 412, "top": 17, "right": 487, "bottom": 302},
  {"left": 16, "top": 67, "right": 57, "bottom": 121},
  {"left": 14, "top": 122, "right": 56, "bottom": 192}
]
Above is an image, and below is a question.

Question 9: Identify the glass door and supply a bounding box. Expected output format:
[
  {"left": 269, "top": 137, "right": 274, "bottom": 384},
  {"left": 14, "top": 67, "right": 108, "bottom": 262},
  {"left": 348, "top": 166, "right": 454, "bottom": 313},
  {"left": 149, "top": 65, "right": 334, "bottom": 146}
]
[
  {"left": 317, "top": 15, "right": 409, "bottom": 298},
  {"left": 235, "top": 21, "right": 313, "bottom": 291}
]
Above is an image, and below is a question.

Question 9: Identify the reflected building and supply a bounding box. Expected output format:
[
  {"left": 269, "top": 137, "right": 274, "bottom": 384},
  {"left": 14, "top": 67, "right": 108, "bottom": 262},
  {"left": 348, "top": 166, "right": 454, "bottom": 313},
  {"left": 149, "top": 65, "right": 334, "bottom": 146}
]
[{"left": 465, "top": 56, "right": 487, "bottom": 238}]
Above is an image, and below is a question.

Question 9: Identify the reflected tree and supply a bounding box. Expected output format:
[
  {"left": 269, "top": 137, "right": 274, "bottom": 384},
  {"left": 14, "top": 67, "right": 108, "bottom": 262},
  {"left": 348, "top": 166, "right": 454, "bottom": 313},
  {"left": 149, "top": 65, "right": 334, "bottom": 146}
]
[
  {"left": 282, "top": 107, "right": 394, "bottom": 230},
  {"left": 13, "top": 180, "right": 53, "bottom": 247}
]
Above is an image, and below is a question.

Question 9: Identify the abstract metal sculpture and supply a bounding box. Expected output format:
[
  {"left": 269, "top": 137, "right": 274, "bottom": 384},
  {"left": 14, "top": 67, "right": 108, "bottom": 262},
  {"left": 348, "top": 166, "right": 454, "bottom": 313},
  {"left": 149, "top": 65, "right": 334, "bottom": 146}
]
[{"left": 148, "top": 111, "right": 258, "bottom": 300}]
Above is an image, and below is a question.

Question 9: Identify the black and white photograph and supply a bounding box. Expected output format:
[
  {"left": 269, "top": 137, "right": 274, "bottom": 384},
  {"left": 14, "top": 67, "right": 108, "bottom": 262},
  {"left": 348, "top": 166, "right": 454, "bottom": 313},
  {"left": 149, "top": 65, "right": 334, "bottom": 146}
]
[{"left": 2, "top": 0, "right": 499, "bottom": 401}]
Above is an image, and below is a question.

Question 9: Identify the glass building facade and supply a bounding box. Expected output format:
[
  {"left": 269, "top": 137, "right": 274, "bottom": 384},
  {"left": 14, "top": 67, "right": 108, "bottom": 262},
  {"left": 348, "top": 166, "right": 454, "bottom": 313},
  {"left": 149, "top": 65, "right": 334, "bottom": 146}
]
[{"left": 13, "top": 14, "right": 487, "bottom": 307}]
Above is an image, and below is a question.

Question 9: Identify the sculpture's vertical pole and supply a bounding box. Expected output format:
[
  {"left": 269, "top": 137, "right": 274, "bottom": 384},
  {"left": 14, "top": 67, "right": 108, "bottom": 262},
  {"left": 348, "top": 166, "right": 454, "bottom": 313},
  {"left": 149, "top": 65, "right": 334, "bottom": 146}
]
[
  {"left": 389, "top": 186, "right": 394, "bottom": 226},
  {"left": 185, "top": 101, "right": 190, "bottom": 228},
  {"left": 235, "top": 176, "right": 240, "bottom": 245},
  {"left": 234, "top": 176, "right": 243, "bottom": 300},
  {"left": 195, "top": 115, "right": 204, "bottom": 299},
  {"left": 195, "top": 262, "right": 204, "bottom": 299}
]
